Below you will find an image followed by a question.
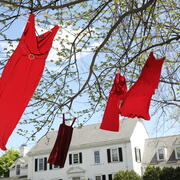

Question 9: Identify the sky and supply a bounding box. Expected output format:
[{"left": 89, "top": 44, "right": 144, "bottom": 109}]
[{"left": 0, "top": 13, "right": 179, "bottom": 155}]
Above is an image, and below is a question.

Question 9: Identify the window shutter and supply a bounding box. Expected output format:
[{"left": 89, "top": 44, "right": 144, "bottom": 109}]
[
  {"left": 44, "top": 157, "right": 47, "bottom": 170},
  {"left": 35, "top": 158, "right": 38, "bottom": 172},
  {"left": 135, "top": 148, "right": 137, "bottom": 162},
  {"left": 79, "top": 152, "right": 82, "bottom": 163},
  {"left": 139, "top": 149, "right": 141, "bottom": 162},
  {"left": 102, "top": 175, "right": 106, "bottom": 180},
  {"left": 49, "top": 164, "right": 52, "bottom": 170},
  {"left": 108, "top": 174, "right": 112, "bottom": 180},
  {"left": 118, "top": 147, "right": 123, "bottom": 162},
  {"left": 69, "top": 154, "right": 72, "bottom": 165},
  {"left": 107, "top": 149, "right": 111, "bottom": 163}
]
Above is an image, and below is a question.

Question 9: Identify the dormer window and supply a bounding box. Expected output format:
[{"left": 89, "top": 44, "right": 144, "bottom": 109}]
[
  {"left": 157, "top": 147, "right": 166, "bottom": 161},
  {"left": 158, "top": 148, "right": 164, "bottom": 160},
  {"left": 175, "top": 146, "right": 180, "bottom": 159}
]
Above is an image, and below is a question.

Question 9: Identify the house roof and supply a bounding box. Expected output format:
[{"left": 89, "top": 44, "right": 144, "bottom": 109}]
[
  {"left": 142, "top": 134, "right": 180, "bottom": 166},
  {"left": 27, "top": 118, "right": 141, "bottom": 156}
]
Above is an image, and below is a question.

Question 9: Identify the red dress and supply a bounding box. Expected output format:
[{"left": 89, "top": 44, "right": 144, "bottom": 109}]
[
  {"left": 48, "top": 114, "right": 76, "bottom": 168},
  {"left": 119, "top": 52, "right": 165, "bottom": 120},
  {"left": 100, "top": 72, "right": 127, "bottom": 131},
  {"left": 0, "top": 14, "right": 59, "bottom": 150}
]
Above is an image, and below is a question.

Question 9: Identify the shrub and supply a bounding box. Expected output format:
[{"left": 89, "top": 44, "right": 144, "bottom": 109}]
[
  {"left": 159, "top": 167, "right": 175, "bottom": 180},
  {"left": 143, "top": 166, "right": 161, "bottom": 180},
  {"left": 174, "top": 167, "right": 180, "bottom": 180},
  {"left": 113, "top": 170, "right": 141, "bottom": 180},
  {"left": 160, "top": 166, "right": 180, "bottom": 180},
  {"left": 143, "top": 166, "right": 180, "bottom": 180}
]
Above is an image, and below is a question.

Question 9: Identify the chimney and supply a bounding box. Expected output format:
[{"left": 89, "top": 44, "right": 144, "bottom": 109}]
[{"left": 19, "top": 144, "right": 29, "bottom": 157}]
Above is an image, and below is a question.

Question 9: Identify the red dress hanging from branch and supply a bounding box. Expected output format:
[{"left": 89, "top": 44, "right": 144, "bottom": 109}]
[
  {"left": 100, "top": 72, "right": 127, "bottom": 131},
  {"left": 119, "top": 52, "right": 165, "bottom": 120},
  {"left": 0, "top": 14, "right": 59, "bottom": 150},
  {"left": 48, "top": 114, "right": 76, "bottom": 168}
]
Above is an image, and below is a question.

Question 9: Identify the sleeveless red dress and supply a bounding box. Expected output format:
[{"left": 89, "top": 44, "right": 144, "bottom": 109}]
[
  {"left": 119, "top": 52, "right": 165, "bottom": 120},
  {"left": 0, "top": 14, "right": 59, "bottom": 150},
  {"left": 48, "top": 114, "right": 76, "bottom": 168},
  {"left": 100, "top": 72, "right": 127, "bottom": 131}
]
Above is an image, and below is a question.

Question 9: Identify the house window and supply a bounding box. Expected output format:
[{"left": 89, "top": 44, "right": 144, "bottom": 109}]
[
  {"left": 157, "top": 147, "right": 165, "bottom": 161},
  {"left": 39, "top": 158, "right": 44, "bottom": 171},
  {"left": 107, "top": 147, "right": 123, "bottom": 163},
  {"left": 108, "top": 173, "right": 116, "bottom": 180},
  {"left": 175, "top": 146, "right": 180, "bottom": 159},
  {"left": 72, "top": 177, "right": 80, "bottom": 180},
  {"left": 49, "top": 164, "right": 53, "bottom": 170},
  {"left": 135, "top": 147, "right": 141, "bottom": 162},
  {"left": 35, "top": 157, "right": 47, "bottom": 172},
  {"left": 69, "top": 152, "right": 82, "bottom": 165},
  {"left": 95, "top": 176, "right": 101, "bottom": 180},
  {"left": 95, "top": 175, "right": 106, "bottom": 180},
  {"left": 94, "top": 151, "right": 100, "bottom": 164},
  {"left": 73, "top": 154, "right": 79, "bottom": 164},
  {"left": 54, "top": 165, "right": 59, "bottom": 168},
  {"left": 111, "top": 148, "right": 119, "bottom": 162},
  {"left": 16, "top": 164, "right": 20, "bottom": 175}
]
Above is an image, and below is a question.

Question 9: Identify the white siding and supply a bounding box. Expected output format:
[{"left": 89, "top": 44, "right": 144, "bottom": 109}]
[
  {"left": 28, "top": 142, "right": 136, "bottom": 180},
  {"left": 130, "top": 120, "right": 149, "bottom": 175}
]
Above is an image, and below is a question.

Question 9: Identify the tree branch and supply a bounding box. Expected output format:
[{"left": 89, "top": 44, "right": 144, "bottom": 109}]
[
  {"left": 63, "top": 0, "right": 156, "bottom": 107},
  {"left": 0, "top": 0, "right": 90, "bottom": 11}
]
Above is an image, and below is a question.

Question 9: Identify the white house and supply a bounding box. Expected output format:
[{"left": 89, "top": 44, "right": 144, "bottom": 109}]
[
  {"left": 9, "top": 118, "right": 180, "bottom": 180},
  {"left": 9, "top": 144, "right": 29, "bottom": 179},
  {"left": 142, "top": 134, "right": 180, "bottom": 171},
  {"left": 25, "top": 118, "right": 148, "bottom": 180}
]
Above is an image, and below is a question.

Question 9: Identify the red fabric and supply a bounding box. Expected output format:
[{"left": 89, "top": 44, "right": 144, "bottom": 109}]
[
  {"left": 0, "top": 14, "right": 59, "bottom": 150},
  {"left": 100, "top": 72, "right": 127, "bottom": 131},
  {"left": 48, "top": 115, "right": 76, "bottom": 168},
  {"left": 119, "top": 52, "right": 165, "bottom": 120}
]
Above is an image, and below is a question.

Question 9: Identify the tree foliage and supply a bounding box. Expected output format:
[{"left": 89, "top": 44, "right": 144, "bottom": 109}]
[
  {"left": 0, "top": 0, "right": 179, "bottom": 140},
  {"left": 0, "top": 149, "right": 20, "bottom": 177},
  {"left": 114, "top": 170, "right": 141, "bottom": 180},
  {"left": 143, "top": 166, "right": 180, "bottom": 180}
]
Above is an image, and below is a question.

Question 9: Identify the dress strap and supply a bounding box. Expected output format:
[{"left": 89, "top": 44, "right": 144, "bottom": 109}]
[
  {"left": 22, "top": 14, "right": 35, "bottom": 37},
  {"left": 71, "top": 117, "right": 76, "bottom": 127},
  {"left": 62, "top": 114, "right": 65, "bottom": 124},
  {"left": 62, "top": 114, "right": 76, "bottom": 126}
]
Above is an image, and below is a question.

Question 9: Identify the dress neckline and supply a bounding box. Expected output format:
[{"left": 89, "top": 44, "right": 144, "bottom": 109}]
[{"left": 23, "top": 13, "right": 59, "bottom": 55}]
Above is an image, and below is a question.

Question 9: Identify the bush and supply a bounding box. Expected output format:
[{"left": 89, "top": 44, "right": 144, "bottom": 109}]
[
  {"left": 174, "top": 167, "right": 180, "bottom": 179},
  {"left": 143, "top": 166, "right": 161, "bottom": 180},
  {"left": 113, "top": 170, "right": 141, "bottom": 180},
  {"left": 160, "top": 166, "right": 180, "bottom": 180},
  {"left": 143, "top": 166, "right": 180, "bottom": 180},
  {"left": 159, "top": 167, "right": 175, "bottom": 180}
]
